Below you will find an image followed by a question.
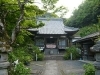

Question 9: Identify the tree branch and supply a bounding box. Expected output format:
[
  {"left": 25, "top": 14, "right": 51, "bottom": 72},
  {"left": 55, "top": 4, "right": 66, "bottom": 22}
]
[{"left": 11, "top": 0, "right": 29, "bottom": 44}]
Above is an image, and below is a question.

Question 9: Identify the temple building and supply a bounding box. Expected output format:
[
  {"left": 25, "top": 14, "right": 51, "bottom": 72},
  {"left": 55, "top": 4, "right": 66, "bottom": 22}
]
[{"left": 28, "top": 18, "right": 79, "bottom": 54}]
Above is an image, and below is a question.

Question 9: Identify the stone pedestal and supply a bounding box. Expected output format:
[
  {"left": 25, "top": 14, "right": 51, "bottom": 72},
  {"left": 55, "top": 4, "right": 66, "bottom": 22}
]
[
  {"left": 93, "top": 53, "right": 100, "bottom": 69},
  {"left": 95, "top": 53, "right": 100, "bottom": 62},
  {"left": 95, "top": 70, "right": 100, "bottom": 75},
  {"left": 0, "top": 69, "right": 8, "bottom": 75},
  {"left": 94, "top": 61, "right": 100, "bottom": 69}
]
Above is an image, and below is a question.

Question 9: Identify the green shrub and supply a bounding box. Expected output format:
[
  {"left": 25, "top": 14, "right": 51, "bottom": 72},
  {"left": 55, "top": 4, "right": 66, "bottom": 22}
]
[
  {"left": 9, "top": 62, "right": 30, "bottom": 75},
  {"left": 8, "top": 47, "right": 32, "bottom": 63},
  {"left": 83, "top": 63, "right": 96, "bottom": 75},
  {"left": 8, "top": 52, "right": 17, "bottom": 62},
  {"left": 32, "top": 46, "right": 44, "bottom": 61},
  {"left": 64, "top": 46, "right": 80, "bottom": 60},
  {"left": 63, "top": 52, "right": 70, "bottom": 60},
  {"left": 33, "top": 53, "right": 44, "bottom": 61},
  {"left": 37, "top": 53, "right": 44, "bottom": 61}
]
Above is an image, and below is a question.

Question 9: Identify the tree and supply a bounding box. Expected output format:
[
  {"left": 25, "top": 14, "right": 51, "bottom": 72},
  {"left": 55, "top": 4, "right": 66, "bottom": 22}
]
[
  {"left": 78, "top": 15, "right": 100, "bottom": 37},
  {"left": 0, "top": 1, "right": 45, "bottom": 74},
  {"left": 41, "top": 0, "right": 68, "bottom": 17},
  {"left": 64, "top": 0, "right": 100, "bottom": 28},
  {"left": 0, "top": 0, "right": 44, "bottom": 46}
]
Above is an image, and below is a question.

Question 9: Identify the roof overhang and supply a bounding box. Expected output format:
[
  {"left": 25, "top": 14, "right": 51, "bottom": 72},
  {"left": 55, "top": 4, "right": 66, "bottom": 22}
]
[
  {"left": 64, "top": 26, "right": 79, "bottom": 35},
  {"left": 75, "top": 32, "right": 100, "bottom": 43}
]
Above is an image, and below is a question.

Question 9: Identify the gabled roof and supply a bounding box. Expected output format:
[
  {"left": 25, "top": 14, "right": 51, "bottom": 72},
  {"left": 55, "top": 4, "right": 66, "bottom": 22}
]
[{"left": 28, "top": 18, "right": 79, "bottom": 35}]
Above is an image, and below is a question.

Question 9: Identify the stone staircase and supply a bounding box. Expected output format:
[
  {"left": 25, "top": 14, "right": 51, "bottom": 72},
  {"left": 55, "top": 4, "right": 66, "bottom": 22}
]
[
  {"left": 44, "top": 48, "right": 59, "bottom": 55},
  {"left": 44, "top": 48, "right": 64, "bottom": 60},
  {"left": 44, "top": 55, "right": 64, "bottom": 60}
]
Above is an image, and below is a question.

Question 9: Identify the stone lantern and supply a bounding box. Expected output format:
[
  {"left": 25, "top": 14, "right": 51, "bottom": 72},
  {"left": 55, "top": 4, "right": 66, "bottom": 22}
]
[
  {"left": 90, "top": 40, "right": 100, "bottom": 69},
  {"left": 0, "top": 20, "right": 12, "bottom": 75}
]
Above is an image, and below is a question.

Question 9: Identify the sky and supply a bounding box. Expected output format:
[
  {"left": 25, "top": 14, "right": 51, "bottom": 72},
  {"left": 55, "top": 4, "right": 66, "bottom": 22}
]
[
  {"left": 35, "top": 0, "right": 84, "bottom": 18},
  {"left": 56, "top": 0, "right": 84, "bottom": 18}
]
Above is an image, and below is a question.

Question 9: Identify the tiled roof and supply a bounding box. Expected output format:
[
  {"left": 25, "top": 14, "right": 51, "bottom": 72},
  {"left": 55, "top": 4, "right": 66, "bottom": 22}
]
[
  {"left": 64, "top": 26, "right": 79, "bottom": 32},
  {"left": 37, "top": 18, "right": 65, "bottom": 34},
  {"left": 75, "top": 32, "right": 100, "bottom": 42},
  {"left": 81, "top": 32, "right": 100, "bottom": 40},
  {"left": 28, "top": 18, "right": 79, "bottom": 35}
]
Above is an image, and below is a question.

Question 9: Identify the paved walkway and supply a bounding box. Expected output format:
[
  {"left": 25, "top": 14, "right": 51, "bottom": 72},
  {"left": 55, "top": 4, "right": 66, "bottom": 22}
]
[
  {"left": 28, "top": 60, "right": 85, "bottom": 75},
  {"left": 43, "top": 60, "right": 61, "bottom": 75},
  {"left": 28, "top": 60, "right": 100, "bottom": 75},
  {"left": 58, "top": 60, "right": 84, "bottom": 75},
  {"left": 28, "top": 61, "right": 46, "bottom": 75}
]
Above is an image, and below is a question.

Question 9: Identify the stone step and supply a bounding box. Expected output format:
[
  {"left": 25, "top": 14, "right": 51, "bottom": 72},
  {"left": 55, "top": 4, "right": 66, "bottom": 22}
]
[
  {"left": 44, "top": 55, "right": 64, "bottom": 60},
  {"left": 44, "top": 49, "right": 59, "bottom": 55}
]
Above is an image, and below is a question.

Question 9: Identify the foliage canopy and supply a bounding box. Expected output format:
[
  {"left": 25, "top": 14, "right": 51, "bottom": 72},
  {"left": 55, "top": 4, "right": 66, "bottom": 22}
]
[{"left": 64, "top": 0, "right": 100, "bottom": 28}]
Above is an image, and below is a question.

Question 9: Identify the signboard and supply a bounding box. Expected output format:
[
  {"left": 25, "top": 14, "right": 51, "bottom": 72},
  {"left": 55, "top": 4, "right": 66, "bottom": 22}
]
[{"left": 46, "top": 44, "right": 56, "bottom": 48}]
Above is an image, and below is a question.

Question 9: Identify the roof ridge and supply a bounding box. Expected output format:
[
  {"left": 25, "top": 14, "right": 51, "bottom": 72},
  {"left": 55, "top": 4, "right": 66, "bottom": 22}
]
[{"left": 37, "top": 18, "right": 63, "bottom": 21}]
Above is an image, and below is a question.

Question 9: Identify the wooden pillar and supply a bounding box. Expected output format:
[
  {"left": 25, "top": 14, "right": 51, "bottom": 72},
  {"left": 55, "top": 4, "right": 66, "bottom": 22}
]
[
  {"left": 44, "top": 37, "right": 46, "bottom": 49},
  {"left": 66, "top": 38, "right": 68, "bottom": 47},
  {"left": 57, "top": 38, "right": 58, "bottom": 49},
  {"left": 67, "top": 38, "right": 70, "bottom": 47}
]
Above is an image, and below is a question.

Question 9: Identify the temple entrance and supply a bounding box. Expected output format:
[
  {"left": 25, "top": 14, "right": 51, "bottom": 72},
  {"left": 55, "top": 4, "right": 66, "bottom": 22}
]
[
  {"left": 46, "top": 38, "right": 57, "bottom": 44},
  {"left": 44, "top": 38, "right": 58, "bottom": 55},
  {"left": 46, "top": 38, "right": 57, "bottom": 49}
]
